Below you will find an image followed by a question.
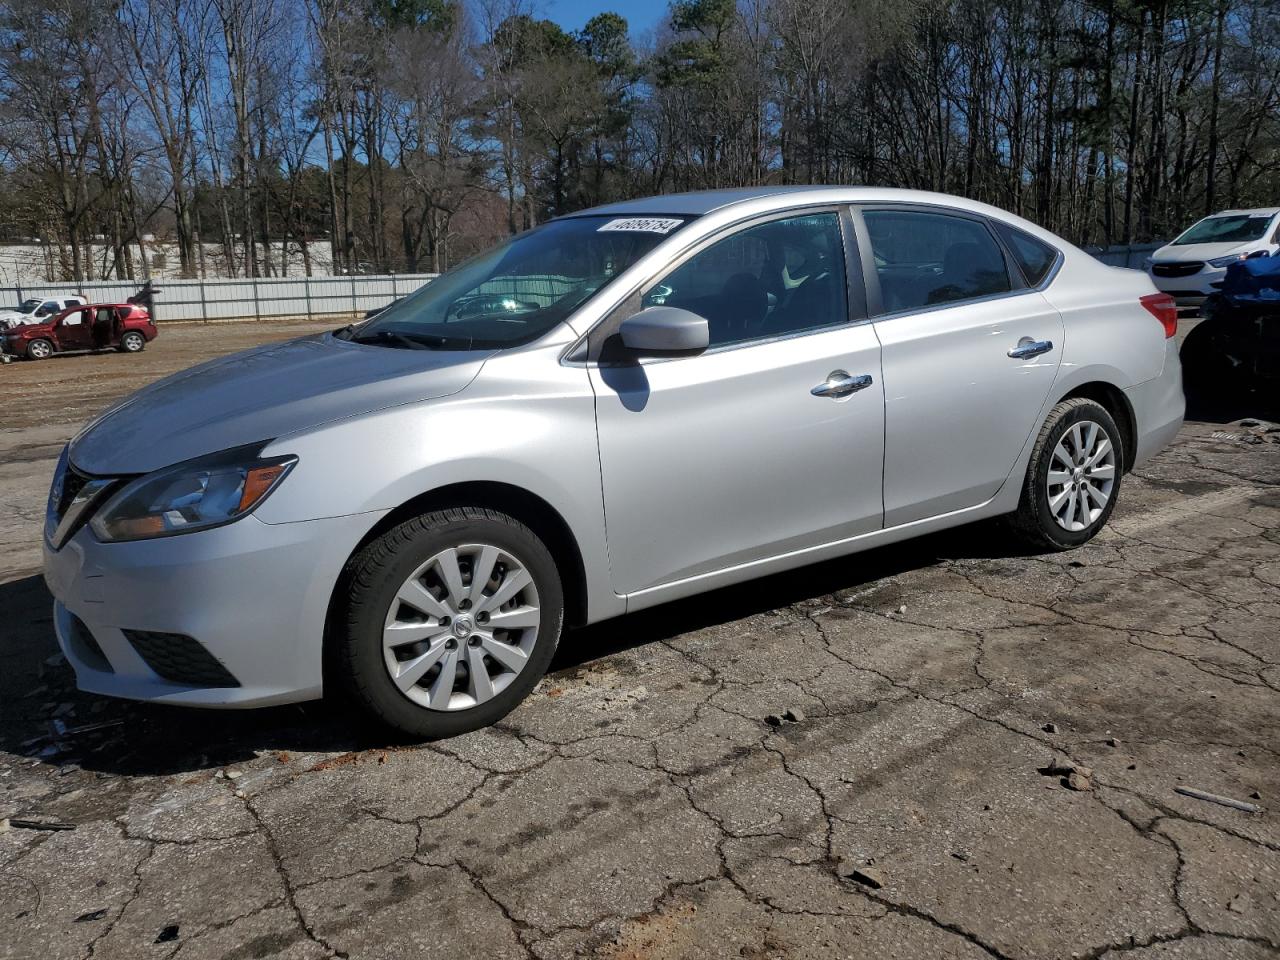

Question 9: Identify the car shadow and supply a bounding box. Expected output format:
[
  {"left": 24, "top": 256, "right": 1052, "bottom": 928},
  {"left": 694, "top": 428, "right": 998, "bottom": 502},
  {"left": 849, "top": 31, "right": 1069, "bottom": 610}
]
[{"left": 0, "top": 521, "right": 1034, "bottom": 778}]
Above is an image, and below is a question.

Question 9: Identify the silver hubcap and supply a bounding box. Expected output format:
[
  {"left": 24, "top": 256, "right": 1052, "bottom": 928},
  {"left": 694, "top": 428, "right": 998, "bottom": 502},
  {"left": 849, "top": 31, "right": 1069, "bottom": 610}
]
[
  {"left": 124, "top": 335, "right": 142, "bottom": 350},
  {"left": 31, "top": 341, "right": 50, "bottom": 358},
  {"left": 1047, "top": 420, "right": 1116, "bottom": 532},
  {"left": 382, "top": 543, "right": 540, "bottom": 711}
]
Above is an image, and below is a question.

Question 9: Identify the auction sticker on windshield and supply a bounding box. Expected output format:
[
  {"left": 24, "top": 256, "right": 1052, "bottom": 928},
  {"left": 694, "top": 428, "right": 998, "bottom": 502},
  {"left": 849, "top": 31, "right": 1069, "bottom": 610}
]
[{"left": 598, "top": 217, "right": 684, "bottom": 234}]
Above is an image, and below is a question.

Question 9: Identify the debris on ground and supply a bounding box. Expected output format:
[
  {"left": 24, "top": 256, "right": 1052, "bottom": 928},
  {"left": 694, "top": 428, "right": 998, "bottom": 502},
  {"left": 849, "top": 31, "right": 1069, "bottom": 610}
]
[
  {"left": 1067, "top": 771, "right": 1094, "bottom": 792},
  {"left": 1227, "top": 893, "right": 1251, "bottom": 914},
  {"left": 74, "top": 910, "right": 107, "bottom": 923},
  {"left": 1039, "top": 759, "right": 1094, "bottom": 791},
  {"left": 837, "top": 861, "right": 885, "bottom": 889},
  {"left": 9, "top": 818, "right": 75, "bottom": 831},
  {"left": 1042, "top": 722, "right": 1059, "bottom": 734},
  {"left": 155, "top": 925, "right": 179, "bottom": 943},
  {"left": 1174, "top": 786, "right": 1262, "bottom": 814},
  {"left": 897, "top": 604, "right": 908, "bottom": 615},
  {"left": 766, "top": 709, "right": 807, "bottom": 727},
  {"left": 1105, "top": 737, "right": 1121, "bottom": 747}
]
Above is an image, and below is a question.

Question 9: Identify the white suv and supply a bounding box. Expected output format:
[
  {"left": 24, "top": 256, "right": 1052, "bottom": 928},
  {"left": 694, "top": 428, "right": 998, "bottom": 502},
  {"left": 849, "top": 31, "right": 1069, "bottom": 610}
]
[
  {"left": 1147, "top": 208, "right": 1279, "bottom": 310},
  {"left": 0, "top": 295, "right": 87, "bottom": 329}
]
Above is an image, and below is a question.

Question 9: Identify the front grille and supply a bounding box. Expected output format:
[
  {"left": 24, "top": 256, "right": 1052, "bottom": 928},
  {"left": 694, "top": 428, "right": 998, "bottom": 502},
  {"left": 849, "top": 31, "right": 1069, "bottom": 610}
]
[
  {"left": 123, "top": 630, "right": 241, "bottom": 688},
  {"left": 1152, "top": 261, "right": 1203, "bottom": 278},
  {"left": 57, "top": 465, "right": 90, "bottom": 520}
]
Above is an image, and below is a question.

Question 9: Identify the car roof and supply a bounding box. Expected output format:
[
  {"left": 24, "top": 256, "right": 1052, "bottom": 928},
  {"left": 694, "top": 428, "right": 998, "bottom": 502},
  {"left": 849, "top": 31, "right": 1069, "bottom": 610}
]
[
  {"left": 560, "top": 185, "right": 1080, "bottom": 255},
  {"left": 570, "top": 185, "right": 1018, "bottom": 218},
  {"left": 1204, "top": 208, "right": 1280, "bottom": 218}
]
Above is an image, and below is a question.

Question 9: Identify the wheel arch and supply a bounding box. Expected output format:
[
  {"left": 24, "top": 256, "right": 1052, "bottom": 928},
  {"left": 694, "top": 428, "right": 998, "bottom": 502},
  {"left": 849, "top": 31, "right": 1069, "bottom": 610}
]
[
  {"left": 1057, "top": 380, "right": 1137, "bottom": 471},
  {"left": 330, "top": 480, "right": 590, "bottom": 630}
]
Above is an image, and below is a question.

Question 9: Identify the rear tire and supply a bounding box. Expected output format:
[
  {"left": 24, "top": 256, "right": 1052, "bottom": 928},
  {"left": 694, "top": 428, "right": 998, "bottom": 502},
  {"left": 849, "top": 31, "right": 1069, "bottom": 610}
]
[
  {"left": 26, "top": 338, "right": 53, "bottom": 360},
  {"left": 119, "top": 331, "right": 145, "bottom": 353},
  {"left": 1009, "top": 398, "right": 1123, "bottom": 551},
  {"left": 334, "top": 507, "right": 563, "bottom": 739}
]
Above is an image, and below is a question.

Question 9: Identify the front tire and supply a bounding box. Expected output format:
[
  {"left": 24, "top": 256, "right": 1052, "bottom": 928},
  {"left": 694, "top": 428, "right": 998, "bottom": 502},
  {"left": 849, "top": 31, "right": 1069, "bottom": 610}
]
[
  {"left": 1010, "top": 398, "right": 1123, "bottom": 551},
  {"left": 26, "top": 338, "right": 53, "bottom": 360},
  {"left": 335, "top": 507, "right": 563, "bottom": 739}
]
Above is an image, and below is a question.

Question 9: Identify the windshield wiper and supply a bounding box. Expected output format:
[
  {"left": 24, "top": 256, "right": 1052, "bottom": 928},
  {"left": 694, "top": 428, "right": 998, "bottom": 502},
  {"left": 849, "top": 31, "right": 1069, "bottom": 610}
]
[{"left": 350, "top": 329, "right": 474, "bottom": 350}]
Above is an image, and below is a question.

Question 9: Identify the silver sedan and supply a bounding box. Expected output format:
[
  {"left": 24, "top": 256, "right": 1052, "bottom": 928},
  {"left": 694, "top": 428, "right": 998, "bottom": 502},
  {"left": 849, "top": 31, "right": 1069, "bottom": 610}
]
[{"left": 43, "top": 187, "right": 1185, "bottom": 737}]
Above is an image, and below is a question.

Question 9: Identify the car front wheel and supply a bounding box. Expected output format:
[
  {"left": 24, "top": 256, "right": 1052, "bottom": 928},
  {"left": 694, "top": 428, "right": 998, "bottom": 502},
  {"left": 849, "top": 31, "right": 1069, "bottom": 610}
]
[
  {"left": 335, "top": 507, "right": 563, "bottom": 738},
  {"left": 25, "top": 338, "right": 53, "bottom": 360},
  {"left": 1010, "top": 398, "right": 1123, "bottom": 551}
]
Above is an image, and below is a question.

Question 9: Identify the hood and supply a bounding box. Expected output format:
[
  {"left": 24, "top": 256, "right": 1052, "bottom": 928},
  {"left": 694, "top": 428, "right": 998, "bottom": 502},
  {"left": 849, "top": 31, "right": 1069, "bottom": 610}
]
[
  {"left": 1153, "top": 241, "right": 1258, "bottom": 263},
  {"left": 70, "top": 333, "right": 490, "bottom": 475}
]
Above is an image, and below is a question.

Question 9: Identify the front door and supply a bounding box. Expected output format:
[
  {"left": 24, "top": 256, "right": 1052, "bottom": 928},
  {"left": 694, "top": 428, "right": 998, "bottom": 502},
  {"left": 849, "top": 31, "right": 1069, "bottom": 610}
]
[
  {"left": 856, "top": 206, "right": 1065, "bottom": 526},
  {"left": 54, "top": 308, "right": 94, "bottom": 351},
  {"left": 590, "top": 211, "right": 886, "bottom": 597}
]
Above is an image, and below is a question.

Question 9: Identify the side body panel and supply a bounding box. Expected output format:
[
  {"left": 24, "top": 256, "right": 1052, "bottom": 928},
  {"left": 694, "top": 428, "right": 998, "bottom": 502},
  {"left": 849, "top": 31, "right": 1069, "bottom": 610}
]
[
  {"left": 873, "top": 292, "right": 1065, "bottom": 526},
  {"left": 254, "top": 334, "right": 623, "bottom": 624},
  {"left": 589, "top": 323, "right": 886, "bottom": 595}
]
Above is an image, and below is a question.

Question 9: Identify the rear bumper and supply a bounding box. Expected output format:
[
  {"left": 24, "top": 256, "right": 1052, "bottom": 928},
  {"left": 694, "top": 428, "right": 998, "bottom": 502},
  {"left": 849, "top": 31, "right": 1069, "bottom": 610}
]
[
  {"left": 42, "top": 510, "right": 383, "bottom": 707},
  {"left": 1125, "top": 339, "right": 1185, "bottom": 467}
]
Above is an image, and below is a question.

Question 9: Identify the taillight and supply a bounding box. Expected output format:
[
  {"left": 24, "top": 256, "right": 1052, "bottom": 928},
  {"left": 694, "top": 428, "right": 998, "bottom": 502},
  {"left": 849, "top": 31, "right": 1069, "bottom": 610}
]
[{"left": 1140, "top": 292, "right": 1178, "bottom": 338}]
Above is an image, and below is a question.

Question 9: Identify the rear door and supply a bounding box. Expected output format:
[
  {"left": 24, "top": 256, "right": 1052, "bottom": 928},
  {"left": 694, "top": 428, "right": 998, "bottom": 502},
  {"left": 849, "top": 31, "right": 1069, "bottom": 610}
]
[
  {"left": 853, "top": 204, "right": 1064, "bottom": 527},
  {"left": 589, "top": 209, "right": 885, "bottom": 597}
]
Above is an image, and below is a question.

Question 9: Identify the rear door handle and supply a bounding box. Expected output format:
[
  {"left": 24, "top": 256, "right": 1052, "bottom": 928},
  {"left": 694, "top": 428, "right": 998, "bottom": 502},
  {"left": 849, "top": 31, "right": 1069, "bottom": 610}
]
[
  {"left": 1008, "top": 338, "right": 1054, "bottom": 359},
  {"left": 811, "top": 371, "right": 874, "bottom": 398}
]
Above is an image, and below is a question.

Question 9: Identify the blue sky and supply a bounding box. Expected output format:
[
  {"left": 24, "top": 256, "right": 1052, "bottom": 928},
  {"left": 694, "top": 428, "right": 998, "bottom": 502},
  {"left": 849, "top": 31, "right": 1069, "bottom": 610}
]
[{"left": 541, "top": 0, "right": 668, "bottom": 36}]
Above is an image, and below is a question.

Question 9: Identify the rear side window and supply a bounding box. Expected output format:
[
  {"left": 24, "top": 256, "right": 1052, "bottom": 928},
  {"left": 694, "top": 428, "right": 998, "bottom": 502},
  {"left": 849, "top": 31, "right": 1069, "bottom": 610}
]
[
  {"left": 862, "top": 210, "right": 1011, "bottom": 313},
  {"left": 993, "top": 221, "right": 1058, "bottom": 286}
]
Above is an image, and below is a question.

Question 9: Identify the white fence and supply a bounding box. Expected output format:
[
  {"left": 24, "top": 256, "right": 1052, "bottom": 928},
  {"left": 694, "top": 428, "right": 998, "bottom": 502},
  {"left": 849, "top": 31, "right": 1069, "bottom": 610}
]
[
  {"left": 1088, "top": 243, "right": 1165, "bottom": 269},
  {"left": 0, "top": 273, "right": 438, "bottom": 323}
]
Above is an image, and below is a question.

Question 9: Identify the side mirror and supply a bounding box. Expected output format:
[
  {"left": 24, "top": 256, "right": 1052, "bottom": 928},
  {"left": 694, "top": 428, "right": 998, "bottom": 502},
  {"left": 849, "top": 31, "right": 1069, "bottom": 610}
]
[{"left": 618, "top": 306, "right": 709, "bottom": 357}]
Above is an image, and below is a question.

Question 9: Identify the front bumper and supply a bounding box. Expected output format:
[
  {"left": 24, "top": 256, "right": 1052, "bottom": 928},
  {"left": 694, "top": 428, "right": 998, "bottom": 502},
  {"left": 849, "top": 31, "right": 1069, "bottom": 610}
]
[
  {"left": 42, "top": 510, "right": 383, "bottom": 707},
  {"left": 1149, "top": 267, "right": 1228, "bottom": 309}
]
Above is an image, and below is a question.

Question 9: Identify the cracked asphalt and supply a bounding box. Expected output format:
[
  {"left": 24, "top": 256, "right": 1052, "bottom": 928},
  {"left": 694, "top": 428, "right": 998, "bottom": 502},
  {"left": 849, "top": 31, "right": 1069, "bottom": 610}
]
[{"left": 1, "top": 320, "right": 1278, "bottom": 959}]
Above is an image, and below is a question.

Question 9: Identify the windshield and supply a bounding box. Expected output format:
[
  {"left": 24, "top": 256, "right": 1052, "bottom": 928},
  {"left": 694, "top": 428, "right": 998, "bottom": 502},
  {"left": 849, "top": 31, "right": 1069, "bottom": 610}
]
[
  {"left": 340, "top": 215, "right": 688, "bottom": 350},
  {"left": 1173, "top": 213, "right": 1275, "bottom": 246},
  {"left": 16, "top": 299, "right": 39, "bottom": 312}
]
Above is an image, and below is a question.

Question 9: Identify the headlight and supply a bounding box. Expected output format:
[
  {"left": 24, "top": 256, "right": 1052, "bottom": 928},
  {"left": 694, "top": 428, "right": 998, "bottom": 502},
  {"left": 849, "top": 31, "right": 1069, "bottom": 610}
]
[
  {"left": 90, "top": 445, "right": 296, "bottom": 542},
  {"left": 1207, "top": 253, "right": 1248, "bottom": 268},
  {"left": 1143, "top": 257, "right": 1154, "bottom": 269}
]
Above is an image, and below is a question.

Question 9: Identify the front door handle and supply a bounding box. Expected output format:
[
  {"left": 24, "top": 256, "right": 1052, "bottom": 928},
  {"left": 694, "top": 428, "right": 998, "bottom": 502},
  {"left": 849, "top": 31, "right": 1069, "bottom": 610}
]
[
  {"left": 1007, "top": 337, "right": 1054, "bottom": 359},
  {"left": 811, "top": 371, "right": 874, "bottom": 398}
]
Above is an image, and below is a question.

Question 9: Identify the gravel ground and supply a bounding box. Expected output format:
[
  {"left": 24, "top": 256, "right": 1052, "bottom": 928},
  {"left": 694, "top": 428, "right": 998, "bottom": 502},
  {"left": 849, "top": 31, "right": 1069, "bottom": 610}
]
[{"left": 1, "top": 319, "right": 1278, "bottom": 960}]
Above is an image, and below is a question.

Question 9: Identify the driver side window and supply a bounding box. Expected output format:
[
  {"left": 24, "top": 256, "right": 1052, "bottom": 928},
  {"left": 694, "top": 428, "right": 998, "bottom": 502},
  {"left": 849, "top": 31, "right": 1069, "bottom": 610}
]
[
  {"left": 644, "top": 213, "right": 849, "bottom": 348},
  {"left": 61, "top": 309, "right": 84, "bottom": 326}
]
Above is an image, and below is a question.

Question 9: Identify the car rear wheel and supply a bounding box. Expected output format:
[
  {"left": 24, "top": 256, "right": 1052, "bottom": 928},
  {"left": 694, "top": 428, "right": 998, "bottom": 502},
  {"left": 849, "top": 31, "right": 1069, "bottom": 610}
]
[
  {"left": 1010, "top": 398, "right": 1123, "bottom": 551},
  {"left": 335, "top": 507, "right": 563, "bottom": 738},
  {"left": 26, "top": 338, "right": 53, "bottom": 360},
  {"left": 119, "top": 331, "right": 145, "bottom": 353}
]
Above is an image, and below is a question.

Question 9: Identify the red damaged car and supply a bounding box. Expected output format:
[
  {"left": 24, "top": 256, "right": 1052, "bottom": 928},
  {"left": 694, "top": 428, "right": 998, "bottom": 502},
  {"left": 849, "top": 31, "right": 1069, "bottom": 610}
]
[{"left": 1, "top": 303, "right": 157, "bottom": 360}]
